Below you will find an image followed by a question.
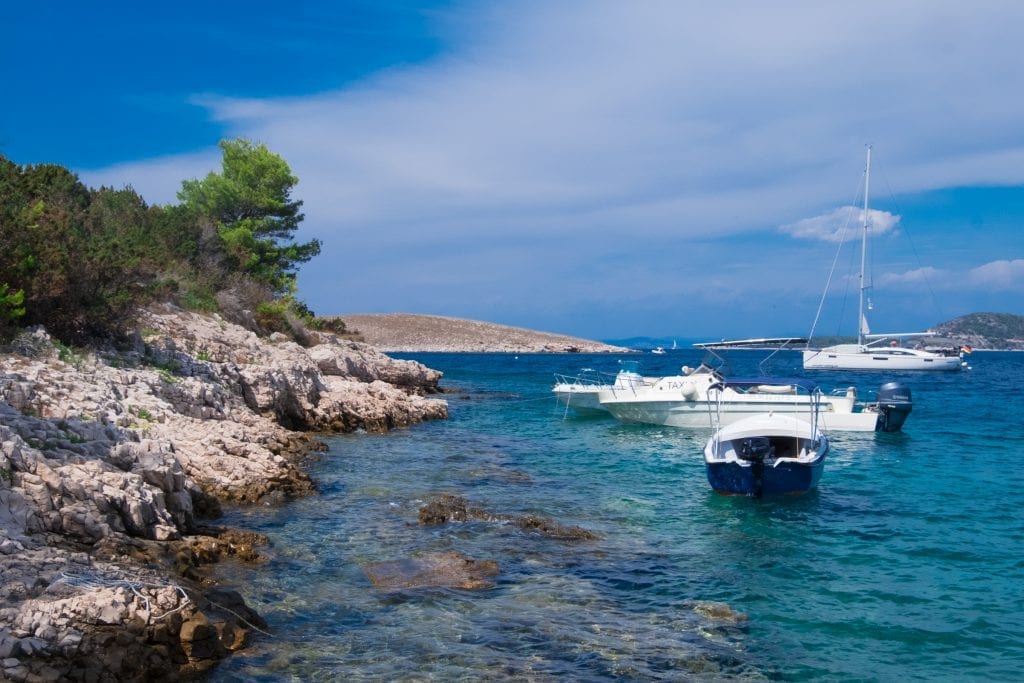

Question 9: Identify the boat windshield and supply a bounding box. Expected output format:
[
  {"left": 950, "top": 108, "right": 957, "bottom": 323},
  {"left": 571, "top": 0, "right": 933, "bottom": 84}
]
[{"left": 619, "top": 360, "right": 641, "bottom": 374}]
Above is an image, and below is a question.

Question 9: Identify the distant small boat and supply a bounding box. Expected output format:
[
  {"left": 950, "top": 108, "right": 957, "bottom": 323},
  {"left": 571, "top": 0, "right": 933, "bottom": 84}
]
[
  {"left": 552, "top": 361, "right": 652, "bottom": 414},
  {"left": 703, "top": 379, "right": 829, "bottom": 497},
  {"left": 652, "top": 347, "right": 666, "bottom": 355}
]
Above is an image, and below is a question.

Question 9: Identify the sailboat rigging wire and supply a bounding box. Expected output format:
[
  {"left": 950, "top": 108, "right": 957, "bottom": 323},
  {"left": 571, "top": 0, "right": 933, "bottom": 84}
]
[
  {"left": 876, "top": 169, "right": 951, "bottom": 325},
  {"left": 806, "top": 173, "right": 865, "bottom": 341}
]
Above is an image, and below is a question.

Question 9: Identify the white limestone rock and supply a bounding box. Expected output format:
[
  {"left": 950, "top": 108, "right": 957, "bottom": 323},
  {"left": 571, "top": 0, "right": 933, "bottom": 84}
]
[{"left": 0, "top": 307, "right": 449, "bottom": 678}]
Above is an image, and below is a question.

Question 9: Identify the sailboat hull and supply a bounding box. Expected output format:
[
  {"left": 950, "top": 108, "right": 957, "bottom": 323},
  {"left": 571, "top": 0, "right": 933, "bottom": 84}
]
[{"left": 803, "top": 348, "right": 962, "bottom": 371}]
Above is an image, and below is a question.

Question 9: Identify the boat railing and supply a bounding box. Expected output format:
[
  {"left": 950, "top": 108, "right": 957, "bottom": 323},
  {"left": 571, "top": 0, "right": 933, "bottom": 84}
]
[
  {"left": 706, "top": 380, "right": 826, "bottom": 443},
  {"left": 601, "top": 382, "right": 633, "bottom": 399},
  {"left": 809, "top": 387, "right": 829, "bottom": 443},
  {"left": 553, "top": 368, "right": 620, "bottom": 388}
]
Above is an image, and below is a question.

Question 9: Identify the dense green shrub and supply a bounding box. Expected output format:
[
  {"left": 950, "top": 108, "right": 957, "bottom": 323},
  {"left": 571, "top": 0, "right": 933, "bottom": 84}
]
[
  {"left": 0, "top": 283, "right": 26, "bottom": 340},
  {"left": 0, "top": 160, "right": 149, "bottom": 341},
  {"left": 0, "top": 138, "right": 324, "bottom": 345},
  {"left": 177, "top": 138, "right": 321, "bottom": 297}
]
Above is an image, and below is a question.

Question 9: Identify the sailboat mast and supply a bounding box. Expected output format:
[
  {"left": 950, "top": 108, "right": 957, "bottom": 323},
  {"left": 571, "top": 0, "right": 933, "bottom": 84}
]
[{"left": 858, "top": 145, "right": 871, "bottom": 347}]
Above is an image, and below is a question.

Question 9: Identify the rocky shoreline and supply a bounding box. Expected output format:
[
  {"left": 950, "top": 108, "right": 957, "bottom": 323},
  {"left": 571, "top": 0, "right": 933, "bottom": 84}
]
[
  {"left": 0, "top": 307, "right": 448, "bottom": 681},
  {"left": 340, "top": 313, "right": 628, "bottom": 353}
]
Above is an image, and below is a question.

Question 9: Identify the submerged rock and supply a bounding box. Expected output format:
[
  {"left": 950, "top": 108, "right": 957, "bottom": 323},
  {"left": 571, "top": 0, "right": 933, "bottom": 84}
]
[
  {"left": 685, "top": 600, "right": 749, "bottom": 624},
  {"left": 418, "top": 494, "right": 599, "bottom": 541},
  {"left": 512, "top": 514, "right": 600, "bottom": 541},
  {"left": 363, "top": 551, "right": 500, "bottom": 591},
  {"left": 418, "top": 493, "right": 487, "bottom": 525},
  {"left": 682, "top": 599, "right": 750, "bottom": 645}
]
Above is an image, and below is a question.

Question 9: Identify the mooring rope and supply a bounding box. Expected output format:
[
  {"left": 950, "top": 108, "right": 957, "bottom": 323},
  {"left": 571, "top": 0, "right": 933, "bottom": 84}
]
[{"left": 54, "top": 570, "right": 271, "bottom": 635}]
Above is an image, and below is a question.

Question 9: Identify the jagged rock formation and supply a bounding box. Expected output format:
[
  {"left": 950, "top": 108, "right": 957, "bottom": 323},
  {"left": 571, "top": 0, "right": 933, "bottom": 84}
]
[
  {"left": 0, "top": 307, "right": 448, "bottom": 680},
  {"left": 340, "top": 313, "right": 628, "bottom": 353}
]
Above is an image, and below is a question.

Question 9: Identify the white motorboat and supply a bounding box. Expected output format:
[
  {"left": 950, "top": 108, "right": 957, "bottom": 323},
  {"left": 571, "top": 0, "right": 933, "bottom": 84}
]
[
  {"left": 803, "top": 147, "right": 964, "bottom": 372},
  {"left": 553, "top": 361, "right": 652, "bottom": 414},
  {"left": 597, "top": 363, "right": 912, "bottom": 432},
  {"left": 704, "top": 379, "right": 829, "bottom": 497}
]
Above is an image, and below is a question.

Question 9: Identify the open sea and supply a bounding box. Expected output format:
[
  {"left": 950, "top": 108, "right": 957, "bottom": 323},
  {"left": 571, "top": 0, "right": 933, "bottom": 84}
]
[{"left": 210, "top": 349, "right": 1024, "bottom": 681}]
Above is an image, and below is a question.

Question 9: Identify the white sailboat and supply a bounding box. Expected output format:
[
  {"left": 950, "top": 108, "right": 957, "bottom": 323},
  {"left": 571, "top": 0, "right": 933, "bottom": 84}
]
[{"left": 802, "top": 147, "right": 963, "bottom": 372}]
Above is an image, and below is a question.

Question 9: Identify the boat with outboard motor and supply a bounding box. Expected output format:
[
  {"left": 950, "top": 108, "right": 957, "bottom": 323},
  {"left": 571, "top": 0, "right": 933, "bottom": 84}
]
[
  {"left": 552, "top": 361, "right": 653, "bottom": 414},
  {"left": 704, "top": 378, "right": 829, "bottom": 497},
  {"left": 596, "top": 362, "right": 912, "bottom": 432}
]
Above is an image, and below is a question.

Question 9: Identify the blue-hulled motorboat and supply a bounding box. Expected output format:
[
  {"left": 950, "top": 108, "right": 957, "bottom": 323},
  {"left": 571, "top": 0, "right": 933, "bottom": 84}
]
[{"left": 703, "top": 378, "right": 829, "bottom": 497}]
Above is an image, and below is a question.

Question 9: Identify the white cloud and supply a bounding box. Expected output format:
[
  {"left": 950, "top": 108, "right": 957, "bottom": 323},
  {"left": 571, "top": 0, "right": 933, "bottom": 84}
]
[
  {"left": 878, "top": 261, "right": 1024, "bottom": 292},
  {"left": 111, "top": 2, "right": 1024, "bottom": 235},
  {"left": 965, "top": 259, "right": 1024, "bottom": 291},
  {"left": 780, "top": 207, "right": 901, "bottom": 242},
  {"left": 77, "top": 1, "right": 1024, "bottom": 335},
  {"left": 877, "top": 266, "right": 949, "bottom": 286}
]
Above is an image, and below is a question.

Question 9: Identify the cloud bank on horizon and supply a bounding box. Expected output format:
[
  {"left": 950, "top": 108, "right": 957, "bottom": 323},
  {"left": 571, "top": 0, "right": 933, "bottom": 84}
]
[{"left": 39, "top": 1, "right": 1024, "bottom": 338}]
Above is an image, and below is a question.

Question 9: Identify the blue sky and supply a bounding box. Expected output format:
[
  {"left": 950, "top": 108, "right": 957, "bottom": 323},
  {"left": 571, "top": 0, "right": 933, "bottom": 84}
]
[{"left": 3, "top": 1, "right": 1022, "bottom": 341}]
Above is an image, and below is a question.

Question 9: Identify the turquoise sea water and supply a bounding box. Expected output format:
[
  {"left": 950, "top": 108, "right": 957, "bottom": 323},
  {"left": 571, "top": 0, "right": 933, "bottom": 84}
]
[{"left": 210, "top": 350, "right": 1024, "bottom": 681}]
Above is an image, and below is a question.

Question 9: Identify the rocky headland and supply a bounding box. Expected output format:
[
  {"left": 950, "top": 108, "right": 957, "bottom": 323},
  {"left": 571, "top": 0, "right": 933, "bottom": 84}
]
[
  {"left": 340, "top": 313, "right": 628, "bottom": 353},
  {"left": 932, "top": 312, "right": 1024, "bottom": 351},
  {"left": 0, "top": 306, "right": 448, "bottom": 681}
]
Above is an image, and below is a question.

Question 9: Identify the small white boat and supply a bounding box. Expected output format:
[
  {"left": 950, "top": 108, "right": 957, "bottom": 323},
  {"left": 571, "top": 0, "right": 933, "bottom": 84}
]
[
  {"left": 597, "top": 363, "right": 912, "bottom": 432},
  {"left": 652, "top": 346, "right": 666, "bottom": 355},
  {"left": 704, "top": 379, "right": 829, "bottom": 497},
  {"left": 803, "top": 147, "right": 964, "bottom": 372},
  {"left": 553, "top": 361, "right": 652, "bottom": 414}
]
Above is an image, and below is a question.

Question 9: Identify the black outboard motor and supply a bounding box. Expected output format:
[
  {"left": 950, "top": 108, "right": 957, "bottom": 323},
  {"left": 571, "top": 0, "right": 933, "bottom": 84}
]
[
  {"left": 738, "top": 437, "right": 772, "bottom": 498},
  {"left": 874, "top": 381, "right": 913, "bottom": 432},
  {"left": 738, "top": 437, "right": 773, "bottom": 461}
]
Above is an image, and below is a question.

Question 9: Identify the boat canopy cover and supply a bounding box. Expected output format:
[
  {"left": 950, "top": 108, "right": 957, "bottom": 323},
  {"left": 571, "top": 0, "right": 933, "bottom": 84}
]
[
  {"left": 712, "top": 412, "right": 821, "bottom": 440},
  {"left": 709, "top": 378, "right": 819, "bottom": 393}
]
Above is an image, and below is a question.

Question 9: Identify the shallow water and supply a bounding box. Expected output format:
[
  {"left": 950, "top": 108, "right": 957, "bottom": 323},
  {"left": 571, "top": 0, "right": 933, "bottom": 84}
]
[{"left": 210, "top": 350, "right": 1024, "bottom": 681}]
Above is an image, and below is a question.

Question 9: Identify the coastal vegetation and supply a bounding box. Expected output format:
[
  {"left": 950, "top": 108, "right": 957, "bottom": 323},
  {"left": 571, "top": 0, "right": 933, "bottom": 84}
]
[
  {"left": 0, "top": 138, "right": 330, "bottom": 345},
  {"left": 0, "top": 139, "right": 459, "bottom": 680}
]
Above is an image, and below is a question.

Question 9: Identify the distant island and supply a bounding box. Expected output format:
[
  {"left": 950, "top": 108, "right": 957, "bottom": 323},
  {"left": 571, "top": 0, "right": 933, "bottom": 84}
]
[
  {"left": 338, "top": 314, "right": 628, "bottom": 353},
  {"left": 340, "top": 312, "right": 1024, "bottom": 353},
  {"left": 931, "top": 312, "right": 1024, "bottom": 350}
]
